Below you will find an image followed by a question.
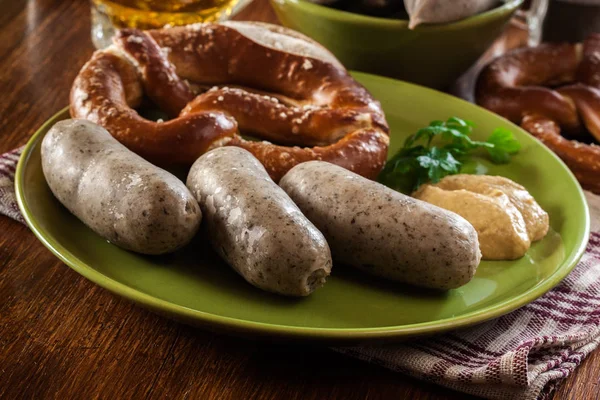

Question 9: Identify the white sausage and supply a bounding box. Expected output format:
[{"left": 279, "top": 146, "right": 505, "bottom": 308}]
[
  {"left": 41, "top": 119, "right": 201, "bottom": 255},
  {"left": 279, "top": 161, "right": 482, "bottom": 290},
  {"left": 186, "top": 147, "right": 332, "bottom": 296}
]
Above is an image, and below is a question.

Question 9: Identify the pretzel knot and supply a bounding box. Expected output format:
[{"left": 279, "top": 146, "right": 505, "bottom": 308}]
[
  {"left": 476, "top": 34, "right": 600, "bottom": 193},
  {"left": 70, "top": 21, "right": 390, "bottom": 181}
]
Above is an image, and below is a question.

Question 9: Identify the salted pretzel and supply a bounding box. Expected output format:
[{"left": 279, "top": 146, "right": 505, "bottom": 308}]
[
  {"left": 522, "top": 114, "right": 600, "bottom": 192},
  {"left": 70, "top": 22, "right": 390, "bottom": 181},
  {"left": 476, "top": 34, "right": 600, "bottom": 192}
]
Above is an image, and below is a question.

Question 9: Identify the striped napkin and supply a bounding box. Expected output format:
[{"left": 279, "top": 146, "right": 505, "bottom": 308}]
[
  {"left": 2, "top": 146, "right": 599, "bottom": 400},
  {"left": 0, "top": 147, "right": 25, "bottom": 224}
]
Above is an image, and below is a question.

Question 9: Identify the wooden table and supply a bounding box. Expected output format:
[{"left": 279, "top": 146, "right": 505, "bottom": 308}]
[{"left": 0, "top": 1, "right": 598, "bottom": 399}]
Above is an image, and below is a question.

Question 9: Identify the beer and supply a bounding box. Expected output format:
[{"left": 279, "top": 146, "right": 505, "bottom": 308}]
[{"left": 90, "top": 0, "right": 250, "bottom": 48}]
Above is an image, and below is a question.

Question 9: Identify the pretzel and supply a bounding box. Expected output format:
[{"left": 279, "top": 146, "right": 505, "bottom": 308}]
[
  {"left": 476, "top": 34, "right": 600, "bottom": 193},
  {"left": 521, "top": 114, "right": 600, "bottom": 193},
  {"left": 70, "top": 22, "right": 390, "bottom": 181}
]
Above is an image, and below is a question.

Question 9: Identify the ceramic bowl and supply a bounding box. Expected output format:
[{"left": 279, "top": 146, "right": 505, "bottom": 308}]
[{"left": 270, "top": 0, "right": 524, "bottom": 89}]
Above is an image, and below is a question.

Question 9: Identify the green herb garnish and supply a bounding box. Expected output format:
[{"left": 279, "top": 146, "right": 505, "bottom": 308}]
[{"left": 378, "top": 117, "right": 521, "bottom": 193}]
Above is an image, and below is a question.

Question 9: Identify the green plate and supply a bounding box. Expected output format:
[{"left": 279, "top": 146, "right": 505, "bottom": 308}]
[{"left": 16, "top": 73, "right": 590, "bottom": 343}]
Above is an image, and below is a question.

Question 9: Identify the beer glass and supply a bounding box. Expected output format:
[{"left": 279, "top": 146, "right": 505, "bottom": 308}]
[{"left": 90, "top": 0, "right": 252, "bottom": 48}]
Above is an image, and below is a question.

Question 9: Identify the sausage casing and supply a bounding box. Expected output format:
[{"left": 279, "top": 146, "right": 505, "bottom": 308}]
[
  {"left": 279, "top": 161, "right": 482, "bottom": 290},
  {"left": 186, "top": 147, "right": 332, "bottom": 296},
  {"left": 41, "top": 119, "right": 201, "bottom": 255}
]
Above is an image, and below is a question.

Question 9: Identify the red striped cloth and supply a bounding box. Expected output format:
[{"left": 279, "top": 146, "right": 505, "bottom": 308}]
[
  {"left": 0, "top": 147, "right": 25, "bottom": 223},
  {"left": 2, "top": 146, "right": 599, "bottom": 399}
]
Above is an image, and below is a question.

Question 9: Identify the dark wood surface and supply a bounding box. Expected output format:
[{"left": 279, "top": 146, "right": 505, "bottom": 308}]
[{"left": 0, "top": 1, "right": 598, "bottom": 399}]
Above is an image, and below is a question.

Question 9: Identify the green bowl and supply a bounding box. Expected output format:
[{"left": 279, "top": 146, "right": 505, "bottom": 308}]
[{"left": 270, "top": 0, "right": 524, "bottom": 89}]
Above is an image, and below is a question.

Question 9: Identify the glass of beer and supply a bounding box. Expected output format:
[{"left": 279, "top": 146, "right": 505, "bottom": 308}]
[{"left": 90, "top": 0, "right": 252, "bottom": 48}]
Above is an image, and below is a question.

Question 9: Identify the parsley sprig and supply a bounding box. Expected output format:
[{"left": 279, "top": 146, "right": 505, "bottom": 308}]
[{"left": 378, "top": 117, "right": 521, "bottom": 193}]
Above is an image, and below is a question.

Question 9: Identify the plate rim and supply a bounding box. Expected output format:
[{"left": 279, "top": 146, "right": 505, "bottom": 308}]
[{"left": 16, "top": 76, "right": 590, "bottom": 342}]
